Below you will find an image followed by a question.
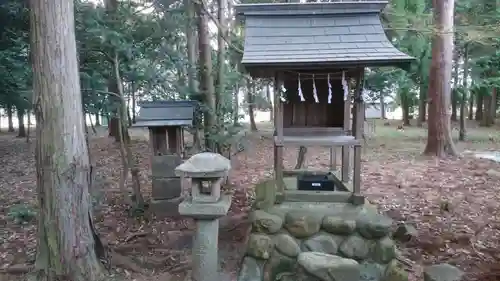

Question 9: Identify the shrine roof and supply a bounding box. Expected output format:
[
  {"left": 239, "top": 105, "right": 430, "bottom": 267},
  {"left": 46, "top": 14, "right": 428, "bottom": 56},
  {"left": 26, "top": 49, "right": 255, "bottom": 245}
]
[
  {"left": 133, "top": 100, "right": 195, "bottom": 127},
  {"left": 235, "top": 1, "right": 415, "bottom": 77}
]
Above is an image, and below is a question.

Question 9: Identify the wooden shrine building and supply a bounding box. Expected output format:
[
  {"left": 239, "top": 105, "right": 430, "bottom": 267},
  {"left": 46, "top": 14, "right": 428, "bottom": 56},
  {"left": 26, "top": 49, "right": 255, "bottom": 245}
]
[
  {"left": 134, "top": 101, "right": 195, "bottom": 216},
  {"left": 235, "top": 1, "right": 414, "bottom": 204}
]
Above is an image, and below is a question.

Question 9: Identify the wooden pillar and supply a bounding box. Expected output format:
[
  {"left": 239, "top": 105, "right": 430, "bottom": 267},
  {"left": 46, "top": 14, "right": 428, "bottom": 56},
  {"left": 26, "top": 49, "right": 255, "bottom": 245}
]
[
  {"left": 149, "top": 127, "right": 168, "bottom": 155},
  {"left": 329, "top": 147, "right": 336, "bottom": 170},
  {"left": 274, "top": 72, "right": 284, "bottom": 195},
  {"left": 341, "top": 79, "right": 351, "bottom": 182},
  {"left": 353, "top": 69, "right": 365, "bottom": 196},
  {"left": 166, "top": 126, "right": 183, "bottom": 155}
]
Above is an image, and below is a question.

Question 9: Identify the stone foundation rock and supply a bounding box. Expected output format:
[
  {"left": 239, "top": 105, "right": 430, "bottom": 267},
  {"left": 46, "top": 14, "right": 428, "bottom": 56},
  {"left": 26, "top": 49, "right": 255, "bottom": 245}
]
[{"left": 237, "top": 201, "right": 408, "bottom": 281}]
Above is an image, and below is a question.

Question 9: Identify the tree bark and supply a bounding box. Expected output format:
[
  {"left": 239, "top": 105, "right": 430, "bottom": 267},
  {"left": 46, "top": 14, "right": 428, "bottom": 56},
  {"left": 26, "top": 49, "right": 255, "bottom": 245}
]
[
  {"left": 104, "top": 0, "right": 121, "bottom": 140},
  {"left": 400, "top": 91, "right": 411, "bottom": 126},
  {"left": 29, "top": 0, "right": 104, "bottom": 280},
  {"left": 266, "top": 81, "right": 273, "bottom": 121},
  {"left": 489, "top": 88, "right": 496, "bottom": 124},
  {"left": 233, "top": 82, "right": 240, "bottom": 126},
  {"left": 476, "top": 92, "right": 483, "bottom": 121},
  {"left": 295, "top": 146, "right": 307, "bottom": 169},
  {"left": 94, "top": 113, "right": 100, "bottom": 126},
  {"left": 417, "top": 84, "right": 426, "bottom": 126},
  {"left": 7, "top": 103, "right": 14, "bottom": 132},
  {"left": 26, "top": 110, "right": 31, "bottom": 142},
  {"left": 247, "top": 79, "right": 258, "bottom": 131},
  {"left": 126, "top": 94, "right": 132, "bottom": 127},
  {"left": 380, "top": 93, "right": 386, "bottom": 119},
  {"left": 451, "top": 51, "right": 459, "bottom": 121},
  {"left": 459, "top": 44, "right": 468, "bottom": 141},
  {"left": 113, "top": 54, "right": 144, "bottom": 209},
  {"left": 184, "top": 0, "right": 202, "bottom": 150},
  {"left": 468, "top": 88, "right": 474, "bottom": 120},
  {"left": 131, "top": 82, "right": 136, "bottom": 124},
  {"left": 481, "top": 93, "right": 493, "bottom": 126},
  {"left": 196, "top": 0, "right": 217, "bottom": 151},
  {"left": 216, "top": 0, "right": 226, "bottom": 127},
  {"left": 17, "top": 108, "right": 26, "bottom": 138},
  {"left": 423, "top": 0, "right": 457, "bottom": 157}
]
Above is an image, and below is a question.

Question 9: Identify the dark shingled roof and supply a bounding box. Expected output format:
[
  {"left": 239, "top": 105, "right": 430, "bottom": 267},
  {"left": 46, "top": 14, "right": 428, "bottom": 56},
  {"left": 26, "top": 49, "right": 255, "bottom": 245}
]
[
  {"left": 235, "top": 1, "right": 415, "bottom": 73},
  {"left": 133, "top": 101, "right": 195, "bottom": 127}
]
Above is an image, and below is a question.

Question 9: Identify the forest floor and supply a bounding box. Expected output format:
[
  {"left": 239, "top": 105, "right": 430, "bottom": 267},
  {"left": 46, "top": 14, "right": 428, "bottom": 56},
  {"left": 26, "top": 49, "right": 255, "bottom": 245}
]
[{"left": 1, "top": 120, "right": 500, "bottom": 281}]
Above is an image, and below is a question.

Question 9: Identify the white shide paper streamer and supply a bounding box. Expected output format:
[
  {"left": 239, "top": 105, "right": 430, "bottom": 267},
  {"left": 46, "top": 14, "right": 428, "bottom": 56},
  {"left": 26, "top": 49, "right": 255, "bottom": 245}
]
[
  {"left": 280, "top": 84, "right": 287, "bottom": 102},
  {"left": 312, "top": 74, "right": 319, "bottom": 103},
  {"left": 341, "top": 71, "right": 349, "bottom": 101},
  {"left": 298, "top": 74, "right": 305, "bottom": 102},
  {"left": 327, "top": 73, "right": 332, "bottom": 104}
]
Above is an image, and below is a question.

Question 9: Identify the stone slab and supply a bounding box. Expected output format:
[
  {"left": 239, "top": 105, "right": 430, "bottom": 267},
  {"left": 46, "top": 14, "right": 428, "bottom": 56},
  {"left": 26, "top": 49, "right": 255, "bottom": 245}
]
[
  {"left": 150, "top": 197, "right": 183, "bottom": 217},
  {"left": 473, "top": 151, "right": 500, "bottom": 163},
  {"left": 283, "top": 190, "right": 353, "bottom": 203},
  {"left": 151, "top": 177, "right": 182, "bottom": 200},
  {"left": 267, "top": 201, "right": 373, "bottom": 220},
  {"left": 350, "top": 194, "right": 365, "bottom": 206},
  {"left": 151, "top": 155, "right": 182, "bottom": 177},
  {"left": 179, "top": 194, "right": 232, "bottom": 219}
]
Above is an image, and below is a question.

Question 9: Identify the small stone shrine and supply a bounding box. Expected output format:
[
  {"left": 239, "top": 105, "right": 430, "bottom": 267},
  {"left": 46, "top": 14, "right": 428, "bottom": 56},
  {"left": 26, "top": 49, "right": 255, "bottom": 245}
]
[
  {"left": 133, "top": 100, "right": 195, "bottom": 216},
  {"left": 234, "top": 1, "right": 415, "bottom": 281},
  {"left": 175, "top": 152, "right": 232, "bottom": 281}
]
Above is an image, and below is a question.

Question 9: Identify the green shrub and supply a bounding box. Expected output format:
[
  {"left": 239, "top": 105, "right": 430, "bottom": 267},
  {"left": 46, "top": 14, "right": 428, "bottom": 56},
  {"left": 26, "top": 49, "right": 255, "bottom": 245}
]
[{"left": 8, "top": 204, "right": 36, "bottom": 224}]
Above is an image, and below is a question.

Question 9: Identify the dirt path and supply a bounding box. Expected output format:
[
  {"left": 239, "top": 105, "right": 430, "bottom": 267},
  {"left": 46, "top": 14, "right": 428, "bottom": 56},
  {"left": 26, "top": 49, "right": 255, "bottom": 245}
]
[{"left": 1, "top": 125, "right": 500, "bottom": 280}]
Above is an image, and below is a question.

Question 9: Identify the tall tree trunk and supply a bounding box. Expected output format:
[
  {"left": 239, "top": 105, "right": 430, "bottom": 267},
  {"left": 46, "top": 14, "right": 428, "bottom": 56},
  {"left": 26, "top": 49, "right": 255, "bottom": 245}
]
[
  {"left": 424, "top": 0, "right": 457, "bottom": 157},
  {"left": 489, "top": 88, "right": 496, "bottom": 125},
  {"left": 233, "top": 82, "right": 240, "bottom": 126},
  {"left": 95, "top": 112, "right": 100, "bottom": 126},
  {"left": 113, "top": 54, "right": 144, "bottom": 209},
  {"left": 107, "top": 78, "right": 129, "bottom": 142},
  {"left": 131, "top": 82, "right": 136, "bottom": 124},
  {"left": 295, "top": 146, "right": 307, "bottom": 169},
  {"left": 196, "top": 0, "right": 217, "bottom": 151},
  {"left": 451, "top": 51, "right": 459, "bottom": 121},
  {"left": 476, "top": 92, "right": 483, "bottom": 121},
  {"left": 185, "top": 0, "right": 202, "bottom": 150},
  {"left": 7, "top": 103, "right": 14, "bottom": 132},
  {"left": 380, "top": 93, "right": 386, "bottom": 119},
  {"left": 247, "top": 79, "right": 258, "bottom": 131},
  {"left": 89, "top": 113, "right": 97, "bottom": 135},
  {"left": 459, "top": 44, "right": 468, "bottom": 141},
  {"left": 29, "top": 0, "right": 105, "bottom": 280},
  {"left": 17, "top": 108, "right": 26, "bottom": 138},
  {"left": 481, "top": 93, "right": 492, "bottom": 126},
  {"left": 400, "top": 91, "right": 411, "bottom": 126},
  {"left": 216, "top": 0, "right": 226, "bottom": 127},
  {"left": 417, "top": 83, "right": 427, "bottom": 126},
  {"left": 468, "top": 88, "right": 474, "bottom": 120},
  {"left": 126, "top": 93, "right": 132, "bottom": 127},
  {"left": 104, "top": 0, "right": 120, "bottom": 140},
  {"left": 26, "top": 110, "right": 31, "bottom": 142},
  {"left": 266, "top": 81, "right": 273, "bottom": 121}
]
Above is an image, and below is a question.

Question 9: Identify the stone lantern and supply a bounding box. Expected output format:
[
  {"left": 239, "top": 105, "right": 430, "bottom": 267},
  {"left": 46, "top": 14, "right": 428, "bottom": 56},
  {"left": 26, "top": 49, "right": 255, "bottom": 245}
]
[{"left": 175, "top": 152, "right": 232, "bottom": 281}]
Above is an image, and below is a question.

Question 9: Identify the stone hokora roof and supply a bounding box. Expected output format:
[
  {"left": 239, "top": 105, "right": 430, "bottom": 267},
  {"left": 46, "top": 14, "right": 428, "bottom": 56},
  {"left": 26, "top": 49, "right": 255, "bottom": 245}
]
[{"left": 235, "top": 1, "right": 415, "bottom": 71}]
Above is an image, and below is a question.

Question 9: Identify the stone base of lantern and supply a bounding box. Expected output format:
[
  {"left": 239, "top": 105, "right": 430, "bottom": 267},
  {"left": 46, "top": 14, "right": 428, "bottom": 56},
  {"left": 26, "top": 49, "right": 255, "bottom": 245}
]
[
  {"left": 150, "top": 197, "right": 183, "bottom": 217},
  {"left": 179, "top": 194, "right": 232, "bottom": 281},
  {"left": 179, "top": 194, "right": 232, "bottom": 220}
]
